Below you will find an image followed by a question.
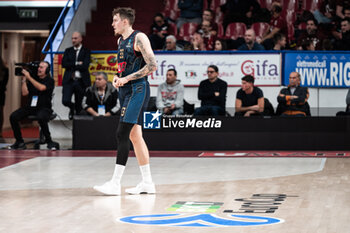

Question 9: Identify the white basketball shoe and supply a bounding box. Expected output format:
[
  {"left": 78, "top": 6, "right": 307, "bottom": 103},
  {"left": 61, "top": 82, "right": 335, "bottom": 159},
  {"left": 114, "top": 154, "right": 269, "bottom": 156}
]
[
  {"left": 93, "top": 181, "right": 121, "bottom": 196},
  {"left": 125, "top": 182, "right": 156, "bottom": 195}
]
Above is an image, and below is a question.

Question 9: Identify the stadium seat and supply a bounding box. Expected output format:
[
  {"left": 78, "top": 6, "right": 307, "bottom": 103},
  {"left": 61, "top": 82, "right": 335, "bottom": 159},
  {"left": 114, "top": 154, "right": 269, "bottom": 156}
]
[
  {"left": 298, "top": 22, "right": 307, "bottom": 30},
  {"left": 287, "top": 23, "right": 295, "bottom": 42},
  {"left": 257, "top": 0, "right": 274, "bottom": 10},
  {"left": 178, "top": 22, "right": 198, "bottom": 41},
  {"left": 162, "top": 0, "right": 180, "bottom": 21},
  {"left": 168, "top": 22, "right": 178, "bottom": 37},
  {"left": 163, "top": 0, "right": 178, "bottom": 12},
  {"left": 301, "top": 0, "right": 321, "bottom": 12},
  {"left": 285, "top": 9, "right": 296, "bottom": 23},
  {"left": 162, "top": 9, "right": 180, "bottom": 21},
  {"left": 251, "top": 22, "right": 269, "bottom": 41},
  {"left": 225, "top": 22, "right": 247, "bottom": 40},
  {"left": 282, "top": 0, "right": 298, "bottom": 12},
  {"left": 217, "top": 23, "right": 224, "bottom": 38},
  {"left": 209, "top": 0, "right": 226, "bottom": 24}
]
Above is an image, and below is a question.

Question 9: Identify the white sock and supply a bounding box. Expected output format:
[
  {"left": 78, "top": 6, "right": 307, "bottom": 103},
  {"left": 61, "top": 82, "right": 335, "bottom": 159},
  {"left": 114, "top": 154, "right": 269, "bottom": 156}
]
[
  {"left": 111, "top": 164, "right": 125, "bottom": 184},
  {"left": 140, "top": 164, "right": 153, "bottom": 184}
]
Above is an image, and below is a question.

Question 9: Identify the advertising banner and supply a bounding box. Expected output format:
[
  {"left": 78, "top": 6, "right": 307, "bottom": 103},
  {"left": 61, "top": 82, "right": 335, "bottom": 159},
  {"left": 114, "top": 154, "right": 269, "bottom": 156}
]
[
  {"left": 57, "top": 53, "right": 281, "bottom": 86},
  {"left": 56, "top": 53, "right": 118, "bottom": 86},
  {"left": 150, "top": 53, "right": 281, "bottom": 86},
  {"left": 284, "top": 52, "right": 350, "bottom": 87}
]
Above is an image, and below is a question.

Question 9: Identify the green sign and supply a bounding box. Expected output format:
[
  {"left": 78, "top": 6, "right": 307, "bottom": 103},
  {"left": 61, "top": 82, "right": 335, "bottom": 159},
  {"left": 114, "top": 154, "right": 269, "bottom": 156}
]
[{"left": 167, "top": 201, "right": 223, "bottom": 213}]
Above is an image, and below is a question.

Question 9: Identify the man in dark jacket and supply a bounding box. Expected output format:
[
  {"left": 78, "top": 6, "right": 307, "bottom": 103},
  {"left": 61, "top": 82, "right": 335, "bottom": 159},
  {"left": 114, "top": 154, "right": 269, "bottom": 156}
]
[
  {"left": 194, "top": 65, "right": 227, "bottom": 116},
  {"left": 335, "top": 17, "right": 350, "bottom": 50},
  {"left": 82, "top": 72, "right": 118, "bottom": 116},
  {"left": 62, "top": 31, "right": 91, "bottom": 119},
  {"left": 277, "top": 72, "right": 310, "bottom": 116}
]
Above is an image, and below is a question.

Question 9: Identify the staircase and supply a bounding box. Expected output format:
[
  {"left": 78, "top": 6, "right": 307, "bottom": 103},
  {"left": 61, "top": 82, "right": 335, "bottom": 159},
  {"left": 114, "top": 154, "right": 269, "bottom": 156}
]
[{"left": 84, "top": 0, "right": 165, "bottom": 50}]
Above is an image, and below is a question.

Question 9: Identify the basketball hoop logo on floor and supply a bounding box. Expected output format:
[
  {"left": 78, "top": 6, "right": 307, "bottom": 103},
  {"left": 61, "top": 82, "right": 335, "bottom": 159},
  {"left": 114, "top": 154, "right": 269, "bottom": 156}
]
[
  {"left": 118, "top": 213, "right": 283, "bottom": 227},
  {"left": 143, "top": 110, "right": 162, "bottom": 129}
]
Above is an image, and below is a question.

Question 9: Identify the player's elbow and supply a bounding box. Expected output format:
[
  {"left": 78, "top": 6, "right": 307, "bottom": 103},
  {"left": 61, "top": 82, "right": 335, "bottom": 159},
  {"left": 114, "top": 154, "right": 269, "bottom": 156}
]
[{"left": 149, "top": 62, "right": 157, "bottom": 72}]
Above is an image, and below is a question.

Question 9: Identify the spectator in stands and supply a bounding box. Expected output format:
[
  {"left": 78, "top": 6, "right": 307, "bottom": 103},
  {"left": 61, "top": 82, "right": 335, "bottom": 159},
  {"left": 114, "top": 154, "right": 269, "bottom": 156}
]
[
  {"left": 164, "top": 35, "right": 184, "bottom": 51},
  {"left": 238, "top": 29, "right": 265, "bottom": 50},
  {"left": 0, "top": 57, "right": 8, "bottom": 139},
  {"left": 297, "top": 18, "right": 326, "bottom": 50},
  {"left": 194, "top": 65, "right": 227, "bottom": 116},
  {"left": 313, "top": 0, "right": 335, "bottom": 24},
  {"left": 156, "top": 69, "right": 184, "bottom": 115},
  {"left": 81, "top": 72, "right": 119, "bottom": 117},
  {"left": 197, "top": 20, "right": 217, "bottom": 50},
  {"left": 177, "top": 0, "right": 203, "bottom": 29},
  {"left": 220, "top": 0, "right": 260, "bottom": 29},
  {"left": 336, "top": 0, "right": 350, "bottom": 19},
  {"left": 235, "top": 75, "right": 264, "bottom": 117},
  {"left": 62, "top": 31, "right": 91, "bottom": 120},
  {"left": 322, "top": 39, "right": 334, "bottom": 50},
  {"left": 149, "top": 13, "right": 170, "bottom": 50},
  {"left": 344, "top": 7, "right": 350, "bottom": 18},
  {"left": 301, "top": 39, "right": 315, "bottom": 50},
  {"left": 8, "top": 61, "right": 56, "bottom": 149},
  {"left": 189, "top": 32, "right": 206, "bottom": 50},
  {"left": 273, "top": 33, "right": 287, "bottom": 50},
  {"left": 277, "top": 72, "right": 310, "bottom": 117},
  {"left": 260, "top": 3, "right": 287, "bottom": 50},
  {"left": 214, "top": 39, "right": 227, "bottom": 51},
  {"left": 335, "top": 17, "right": 350, "bottom": 50},
  {"left": 197, "top": 9, "right": 219, "bottom": 36}
]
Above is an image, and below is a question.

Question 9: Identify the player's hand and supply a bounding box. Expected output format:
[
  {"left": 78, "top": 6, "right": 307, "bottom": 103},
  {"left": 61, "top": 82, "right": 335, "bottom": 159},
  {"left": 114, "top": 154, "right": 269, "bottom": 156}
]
[
  {"left": 113, "top": 76, "right": 129, "bottom": 87},
  {"left": 113, "top": 75, "right": 119, "bottom": 88},
  {"left": 113, "top": 75, "right": 129, "bottom": 88},
  {"left": 115, "top": 77, "right": 128, "bottom": 87}
]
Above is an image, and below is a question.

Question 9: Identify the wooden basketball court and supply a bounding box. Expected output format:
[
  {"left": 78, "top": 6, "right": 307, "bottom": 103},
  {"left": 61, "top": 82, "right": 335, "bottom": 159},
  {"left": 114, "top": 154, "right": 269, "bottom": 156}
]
[{"left": 0, "top": 150, "right": 349, "bottom": 232}]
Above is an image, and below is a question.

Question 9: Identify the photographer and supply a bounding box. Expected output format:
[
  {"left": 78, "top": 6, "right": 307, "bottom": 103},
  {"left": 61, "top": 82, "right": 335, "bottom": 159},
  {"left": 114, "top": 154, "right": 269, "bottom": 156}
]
[{"left": 9, "top": 61, "right": 55, "bottom": 149}]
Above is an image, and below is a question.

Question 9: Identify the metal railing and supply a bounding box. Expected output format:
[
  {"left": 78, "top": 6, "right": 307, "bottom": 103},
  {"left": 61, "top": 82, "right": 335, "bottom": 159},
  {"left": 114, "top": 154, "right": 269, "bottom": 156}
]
[{"left": 41, "top": 0, "right": 80, "bottom": 74}]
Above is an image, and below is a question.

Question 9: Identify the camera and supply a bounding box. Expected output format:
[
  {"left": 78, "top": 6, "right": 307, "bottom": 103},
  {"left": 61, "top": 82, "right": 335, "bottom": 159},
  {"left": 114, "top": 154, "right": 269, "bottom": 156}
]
[{"left": 15, "top": 61, "right": 40, "bottom": 77}]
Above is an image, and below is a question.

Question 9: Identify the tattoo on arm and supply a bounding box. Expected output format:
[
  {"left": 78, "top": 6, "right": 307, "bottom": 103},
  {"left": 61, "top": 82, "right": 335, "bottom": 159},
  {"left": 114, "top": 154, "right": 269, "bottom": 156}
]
[{"left": 125, "top": 35, "right": 157, "bottom": 81}]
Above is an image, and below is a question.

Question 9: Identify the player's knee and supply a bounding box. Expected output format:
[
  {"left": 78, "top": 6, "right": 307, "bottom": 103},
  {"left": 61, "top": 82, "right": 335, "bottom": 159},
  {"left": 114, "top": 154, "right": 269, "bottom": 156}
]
[
  {"left": 116, "top": 122, "right": 133, "bottom": 143},
  {"left": 129, "top": 131, "right": 137, "bottom": 143},
  {"left": 129, "top": 127, "right": 142, "bottom": 143},
  {"left": 116, "top": 128, "right": 126, "bottom": 142}
]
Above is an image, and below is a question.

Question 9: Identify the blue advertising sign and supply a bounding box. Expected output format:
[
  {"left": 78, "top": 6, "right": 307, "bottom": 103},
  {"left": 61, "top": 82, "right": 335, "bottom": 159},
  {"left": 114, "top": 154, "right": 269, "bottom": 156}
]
[{"left": 284, "top": 52, "right": 350, "bottom": 88}]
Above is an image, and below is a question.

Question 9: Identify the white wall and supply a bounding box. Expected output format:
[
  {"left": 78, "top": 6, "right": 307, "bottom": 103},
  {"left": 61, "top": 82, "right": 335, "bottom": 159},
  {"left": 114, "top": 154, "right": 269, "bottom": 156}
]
[{"left": 58, "top": 0, "right": 97, "bottom": 51}]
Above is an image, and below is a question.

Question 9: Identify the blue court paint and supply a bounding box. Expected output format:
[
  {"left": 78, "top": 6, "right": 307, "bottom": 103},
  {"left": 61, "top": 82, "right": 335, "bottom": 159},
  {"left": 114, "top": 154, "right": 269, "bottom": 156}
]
[{"left": 118, "top": 213, "right": 283, "bottom": 227}]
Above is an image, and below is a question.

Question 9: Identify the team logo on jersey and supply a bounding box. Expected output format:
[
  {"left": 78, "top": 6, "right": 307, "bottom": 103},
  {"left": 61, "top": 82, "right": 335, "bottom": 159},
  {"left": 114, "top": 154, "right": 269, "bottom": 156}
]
[
  {"left": 118, "top": 213, "right": 283, "bottom": 227},
  {"left": 106, "top": 55, "right": 117, "bottom": 66},
  {"left": 117, "top": 62, "right": 127, "bottom": 73},
  {"left": 126, "top": 39, "right": 132, "bottom": 48},
  {"left": 143, "top": 110, "right": 162, "bottom": 129}
]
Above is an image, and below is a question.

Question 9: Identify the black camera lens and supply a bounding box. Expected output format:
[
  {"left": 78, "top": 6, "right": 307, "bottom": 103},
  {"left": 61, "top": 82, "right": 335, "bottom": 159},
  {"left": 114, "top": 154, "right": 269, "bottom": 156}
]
[{"left": 15, "top": 67, "right": 23, "bottom": 76}]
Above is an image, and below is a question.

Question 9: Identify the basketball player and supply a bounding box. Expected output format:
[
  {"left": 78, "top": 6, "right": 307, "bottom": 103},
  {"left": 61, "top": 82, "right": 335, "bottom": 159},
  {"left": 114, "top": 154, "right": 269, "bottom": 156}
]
[{"left": 93, "top": 8, "right": 157, "bottom": 195}]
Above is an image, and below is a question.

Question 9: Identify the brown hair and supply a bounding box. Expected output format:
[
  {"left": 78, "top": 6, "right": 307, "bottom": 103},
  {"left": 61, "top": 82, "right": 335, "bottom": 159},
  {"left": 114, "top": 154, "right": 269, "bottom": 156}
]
[{"left": 112, "top": 7, "right": 135, "bottom": 25}]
